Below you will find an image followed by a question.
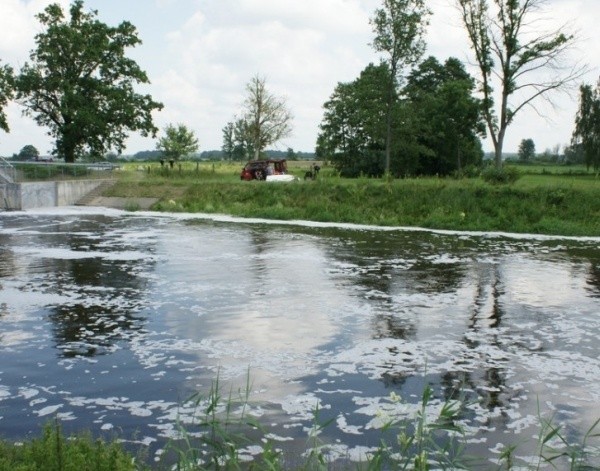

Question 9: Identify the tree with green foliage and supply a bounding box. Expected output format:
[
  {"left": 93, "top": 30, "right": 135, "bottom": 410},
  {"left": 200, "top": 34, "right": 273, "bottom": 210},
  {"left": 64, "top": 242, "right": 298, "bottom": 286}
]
[
  {"left": 457, "top": 0, "right": 586, "bottom": 169},
  {"left": 317, "top": 63, "right": 390, "bottom": 177},
  {"left": 404, "top": 56, "right": 484, "bottom": 174},
  {"left": 221, "top": 121, "right": 235, "bottom": 160},
  {"left": 17, "top": 144, "right": 40, "bottom": 161},
  {"left": 370, "top": 0, "right": 431, "bottom": 174},
  {"left": 563, "top": 142, "right": 584, "bottom": 165},
  {"left": 318, "top": 58, "right": 483, "bottom": 177},
  {"left": 15, "top": 1, "right": 163, "bottom": 163},
  {"left": 156, "top": 123, "right": 199, "bottom": 161},
  {"left": 222, "top": 118, "right": 253, "bottom": 160},
  {"left": 0, "top": 61, "right": 14, "bottom": 133},
  {"left": 572, "top": 81, "right": 600, "bottom": 171},
  {"left": 518, "top": 138, "right": 535, "bottom": 162},
  {"left": 242, "top": 75, "right": 293, "bottom": 160},
  {"left": 229, "top": 117, "right": 255, "bottom": 160}
]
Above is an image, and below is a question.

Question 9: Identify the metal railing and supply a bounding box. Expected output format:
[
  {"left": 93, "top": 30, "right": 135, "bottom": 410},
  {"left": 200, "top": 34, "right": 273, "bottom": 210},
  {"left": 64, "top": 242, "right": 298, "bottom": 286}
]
[
  {"left": 5, "top": 160, "right": 120, "bottom": 182},
  {"left": 0, "top": 156, "right": 16, "bottom": 183}
]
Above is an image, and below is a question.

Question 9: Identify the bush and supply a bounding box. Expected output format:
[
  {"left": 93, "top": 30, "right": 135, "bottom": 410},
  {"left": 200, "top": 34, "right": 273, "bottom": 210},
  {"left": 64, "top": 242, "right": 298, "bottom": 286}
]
[
  {"left": 452, "top": 164, "right": 481, "bottom": 179},
  {"left": 0, "top": 421, "right": 140, "bottom": 471},
  {"left": 481, "top": 165, "right": 520, "bottom": 184}
]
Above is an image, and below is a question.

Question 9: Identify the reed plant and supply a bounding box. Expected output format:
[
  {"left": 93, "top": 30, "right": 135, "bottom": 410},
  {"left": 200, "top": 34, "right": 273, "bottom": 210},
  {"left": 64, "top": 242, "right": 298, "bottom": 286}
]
[
  {"left": 166, "top": 377, "right": 600, "bottom": 470},
  {"left": 1, "top": 379, "right": 598, "bottom": 470},
  {"left": 496, "top": 410, "right": 600, "bottom": 471},
  {"left": 363, "top": 384, "right": 470, "bottom": 470},
  {"left": 164, "top": 373, "right": 283, "bottom": 470},
  {"left": 162, "top": 375, "right": 472, "bottom": 470}
]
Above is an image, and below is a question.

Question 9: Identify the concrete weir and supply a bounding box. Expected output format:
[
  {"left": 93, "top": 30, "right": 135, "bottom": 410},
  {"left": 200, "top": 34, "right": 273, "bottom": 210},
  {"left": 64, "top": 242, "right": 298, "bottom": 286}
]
[{"left": 1, "top": 179, "right": 111, "bottom": 211}]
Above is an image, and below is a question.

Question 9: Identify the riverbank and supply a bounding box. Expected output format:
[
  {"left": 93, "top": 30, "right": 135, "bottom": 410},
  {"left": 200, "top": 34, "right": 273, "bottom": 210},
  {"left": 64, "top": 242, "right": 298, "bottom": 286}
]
[{"left": 104, "top": 163, "right": 600, "bottom": 237}]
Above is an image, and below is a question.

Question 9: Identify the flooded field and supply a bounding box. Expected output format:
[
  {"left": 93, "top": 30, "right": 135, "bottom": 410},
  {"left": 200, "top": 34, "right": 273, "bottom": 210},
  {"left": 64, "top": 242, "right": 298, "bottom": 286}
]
[{"left": 0, "top": 207, "right": 599, "bottom": 468}]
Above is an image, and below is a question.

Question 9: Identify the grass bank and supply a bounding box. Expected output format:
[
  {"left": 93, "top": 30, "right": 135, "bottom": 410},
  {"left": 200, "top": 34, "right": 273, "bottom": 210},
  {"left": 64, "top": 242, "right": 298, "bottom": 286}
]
[{"left": 107, "top": 162, "right": 600, "bottom": 237}]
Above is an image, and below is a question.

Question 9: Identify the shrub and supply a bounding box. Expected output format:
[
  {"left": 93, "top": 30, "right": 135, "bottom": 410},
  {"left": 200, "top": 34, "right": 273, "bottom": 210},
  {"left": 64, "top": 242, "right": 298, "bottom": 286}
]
[
  {"left": 452, "top": 164, "right": 482, "bottom": 179},
  {"left": 0, "top": 420, "right": 140, "bottom": 471},
  {"left": 481, "top": 165, "right": 520, "bottom": 184}
]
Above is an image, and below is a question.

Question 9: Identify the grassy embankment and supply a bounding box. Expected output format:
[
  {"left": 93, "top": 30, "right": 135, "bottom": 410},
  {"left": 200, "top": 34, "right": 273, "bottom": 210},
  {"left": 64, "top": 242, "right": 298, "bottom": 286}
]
[{"left": 106, "top": 161, "right": 600, "bottom": 237}]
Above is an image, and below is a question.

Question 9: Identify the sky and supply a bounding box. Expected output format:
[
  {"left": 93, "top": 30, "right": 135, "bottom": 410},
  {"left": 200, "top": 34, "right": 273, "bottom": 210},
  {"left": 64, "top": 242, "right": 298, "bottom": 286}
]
[{"left": 0, "top": 0, "right": 599, "bottom": 157}]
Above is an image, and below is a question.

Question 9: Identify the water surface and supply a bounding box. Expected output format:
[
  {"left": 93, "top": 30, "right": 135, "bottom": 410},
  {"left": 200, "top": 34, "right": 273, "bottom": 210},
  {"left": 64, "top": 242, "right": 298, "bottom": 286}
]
[{"left": 1, "top": 208, "right": 599, "bottom": 467}]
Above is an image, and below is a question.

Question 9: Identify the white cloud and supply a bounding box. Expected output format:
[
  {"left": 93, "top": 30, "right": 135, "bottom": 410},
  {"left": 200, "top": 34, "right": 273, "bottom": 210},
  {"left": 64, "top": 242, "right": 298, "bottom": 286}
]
[
  {"left": 146, "top": 0, "right": 378, "bottom": 153},
  {"left": 0, "top": 0, "right": 70, "bottom": 61}
]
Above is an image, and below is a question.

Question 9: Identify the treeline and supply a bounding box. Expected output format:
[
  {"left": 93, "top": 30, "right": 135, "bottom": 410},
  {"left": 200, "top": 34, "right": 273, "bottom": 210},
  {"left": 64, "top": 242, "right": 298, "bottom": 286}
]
[
  {"left": 129, "top": 149, "right": 316, "bottom": 161},
  {"left": 317, "top": 58, "right": 484, "bottom": 178}
]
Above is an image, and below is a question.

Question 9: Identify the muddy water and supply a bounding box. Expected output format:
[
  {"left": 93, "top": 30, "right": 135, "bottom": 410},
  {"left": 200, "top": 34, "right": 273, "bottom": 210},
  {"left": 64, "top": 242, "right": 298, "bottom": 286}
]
[{"left": 1, "top": 207, "right": 599, "bottom": 467}]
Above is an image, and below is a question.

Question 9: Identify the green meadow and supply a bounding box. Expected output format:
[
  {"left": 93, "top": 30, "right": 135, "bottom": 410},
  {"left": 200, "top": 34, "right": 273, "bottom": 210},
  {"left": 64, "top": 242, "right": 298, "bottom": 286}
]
[{"left": 107, "top": 161, "right": 600, "bottom": 237}]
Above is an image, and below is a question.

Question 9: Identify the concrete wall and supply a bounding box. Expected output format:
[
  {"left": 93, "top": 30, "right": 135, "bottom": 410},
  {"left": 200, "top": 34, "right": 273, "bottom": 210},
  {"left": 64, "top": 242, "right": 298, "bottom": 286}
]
[
  {"left": 1, "top": 184, "right": 20, "bottom": 210},
  {"left": 1, "top": 180, "right": 106, "bottom": 210},
  {"left": 20, "top": 182, "right": 56, "bottom": 210},
  {"left": 57, "top": 179, "right": 105, "bottom": 206}
]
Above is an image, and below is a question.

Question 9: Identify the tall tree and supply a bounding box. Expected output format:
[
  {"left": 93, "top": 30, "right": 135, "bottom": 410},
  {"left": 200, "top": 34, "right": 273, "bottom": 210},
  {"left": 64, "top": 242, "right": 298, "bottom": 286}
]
[
  {"left": 404, "top": 56, "right": 484, "bottom": 174},
  {"left": 15, "top": 1, "right": 163, "bottom": 163},
  {"left": 370, "top": 0, "right": 431, "bottom": 174},
  {"left": 319, "top": 59, "right": 483, "bottom": 177},
  {"left": 457, "top": 0, "right": 586, "bottom": 169},
  {"left": 517, "top": 138, "right": 535, "bottom": 161},
  {"left": 242, "top": 75, "right": 293, "bottom": 160},
  {"left": 572, "top": 81, "right": 600, "bottom": 171},
  {"left": 221, "top": 121, "right": 235, "bottom": 160},
  {"left": 227, "top": 116, "right": 255, "bottom": 160},
  {"left": 0, "top": 61, "right": 14, "bottom": 133},
  {"left": 317, "top": 63, "right": 390, "bottom": 177},
  {"left": 17, "top": 144, "right": 40, "bottom": 161},
  {"left": 563, "top": 142, "right": 584, "bottom": 165},
  {"left": 156, "top": 123, "right": 199, "bottom": 161}
]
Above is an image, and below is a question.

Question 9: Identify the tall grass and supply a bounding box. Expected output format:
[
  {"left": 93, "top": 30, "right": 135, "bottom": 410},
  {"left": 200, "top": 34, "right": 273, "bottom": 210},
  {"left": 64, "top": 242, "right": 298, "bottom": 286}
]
[
  {"left": 163, "top": 372, "right": 472, "bottom": 470},
  {"left": 161, "top": 375, "right": 600, "bottom": 470},
  {"left": 0, "top": 419, "right": 141, "bottom": 471},
  {"left": 496, "top": 411, "right": 600, "bottom": 471},
  {"left": 1, "top": 379, "right": 598, "bottom": 470},
  {"left": 165, "top": 373, "right": 281, "bottom": 470},
  {"left": 364, "top": 384, "right": 470, "bottom": 470}
]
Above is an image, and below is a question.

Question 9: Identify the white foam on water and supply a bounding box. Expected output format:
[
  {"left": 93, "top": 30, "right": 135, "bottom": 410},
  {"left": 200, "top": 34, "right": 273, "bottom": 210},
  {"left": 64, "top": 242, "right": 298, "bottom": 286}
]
[
  {"left": 336, "top": 414, "right": 363, "bottom": 435},
  {"left": 18, "top": 388, "right": 39, "bottom": 400},
  {"left": 10, "top": 205, "right": 600, "bottom": 242},
  {"left": 36, "top": 404, "right": 63, "bottom": 417}
]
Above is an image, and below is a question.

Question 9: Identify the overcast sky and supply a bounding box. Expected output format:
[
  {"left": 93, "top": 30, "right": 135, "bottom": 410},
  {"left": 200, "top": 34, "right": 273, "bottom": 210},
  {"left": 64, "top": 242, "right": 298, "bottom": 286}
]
[{"left": 0, "top": 0, "right": 598, "bottom": 157}]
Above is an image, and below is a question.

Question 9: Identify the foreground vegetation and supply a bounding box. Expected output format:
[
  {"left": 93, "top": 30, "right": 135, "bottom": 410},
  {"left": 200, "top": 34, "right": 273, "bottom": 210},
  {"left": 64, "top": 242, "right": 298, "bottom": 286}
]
[
  {"left": 106, "top": 161, "right": 600, "bottom": 237},
  {"left": 0, "top": 420, "right": 140, "bottom": 471},
  {"left": 1, "top": 378, "right": 598, "bottom": 470}
]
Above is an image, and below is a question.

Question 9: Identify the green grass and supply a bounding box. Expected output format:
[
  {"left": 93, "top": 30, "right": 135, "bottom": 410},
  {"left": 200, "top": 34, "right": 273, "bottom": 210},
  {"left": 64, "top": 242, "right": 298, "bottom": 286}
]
[
  {"left": 0, "top": 420, "right": 143, "bottom": 471},
  {"left": 106, "top": 161, "right": 600, "bottom": 237}
]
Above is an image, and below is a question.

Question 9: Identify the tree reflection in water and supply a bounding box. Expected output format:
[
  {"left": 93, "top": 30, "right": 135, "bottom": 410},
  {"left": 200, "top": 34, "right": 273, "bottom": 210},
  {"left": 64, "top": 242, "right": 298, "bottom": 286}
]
[{"left": 3, "top": 215, "right": 155, "bottom": 358}]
